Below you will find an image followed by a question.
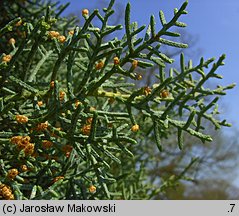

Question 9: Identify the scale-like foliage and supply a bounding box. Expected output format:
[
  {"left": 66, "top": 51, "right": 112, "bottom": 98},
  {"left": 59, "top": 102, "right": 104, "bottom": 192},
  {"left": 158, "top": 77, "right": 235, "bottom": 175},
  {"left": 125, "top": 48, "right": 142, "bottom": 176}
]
[{"left": 0, "top": 0, "right": 234, "bottom": 199}]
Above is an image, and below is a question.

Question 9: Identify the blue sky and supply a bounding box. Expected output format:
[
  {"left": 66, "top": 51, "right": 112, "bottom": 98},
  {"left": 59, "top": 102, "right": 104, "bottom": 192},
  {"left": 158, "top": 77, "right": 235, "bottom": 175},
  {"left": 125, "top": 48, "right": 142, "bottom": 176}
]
[
  {"left": 58, "top": 0, "right": 239, "bottom": 131},
  {"left": 58, "top": 0, "right": 239, "bottom": 185}
]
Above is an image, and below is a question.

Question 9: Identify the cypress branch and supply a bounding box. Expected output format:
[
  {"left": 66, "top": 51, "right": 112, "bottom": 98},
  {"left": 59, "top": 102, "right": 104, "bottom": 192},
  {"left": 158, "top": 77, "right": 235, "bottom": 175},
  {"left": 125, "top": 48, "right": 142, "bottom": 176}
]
[{"left": 0, "top": 0, "right": 234, "bottom": 200}]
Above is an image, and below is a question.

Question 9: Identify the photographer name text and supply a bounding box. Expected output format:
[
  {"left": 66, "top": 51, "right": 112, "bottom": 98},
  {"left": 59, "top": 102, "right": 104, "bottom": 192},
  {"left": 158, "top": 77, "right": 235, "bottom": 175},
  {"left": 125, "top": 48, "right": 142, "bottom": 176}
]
[{"left": 5, "top": 203, "right": 116, "bottom": 214}]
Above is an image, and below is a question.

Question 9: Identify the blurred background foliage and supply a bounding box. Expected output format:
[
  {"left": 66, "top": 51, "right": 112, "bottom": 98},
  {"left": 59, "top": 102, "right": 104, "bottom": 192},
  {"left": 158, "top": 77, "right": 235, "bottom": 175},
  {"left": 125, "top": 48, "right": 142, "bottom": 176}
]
[{"left": 0, "top": 0, "right": 238, "bottom": 199}]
